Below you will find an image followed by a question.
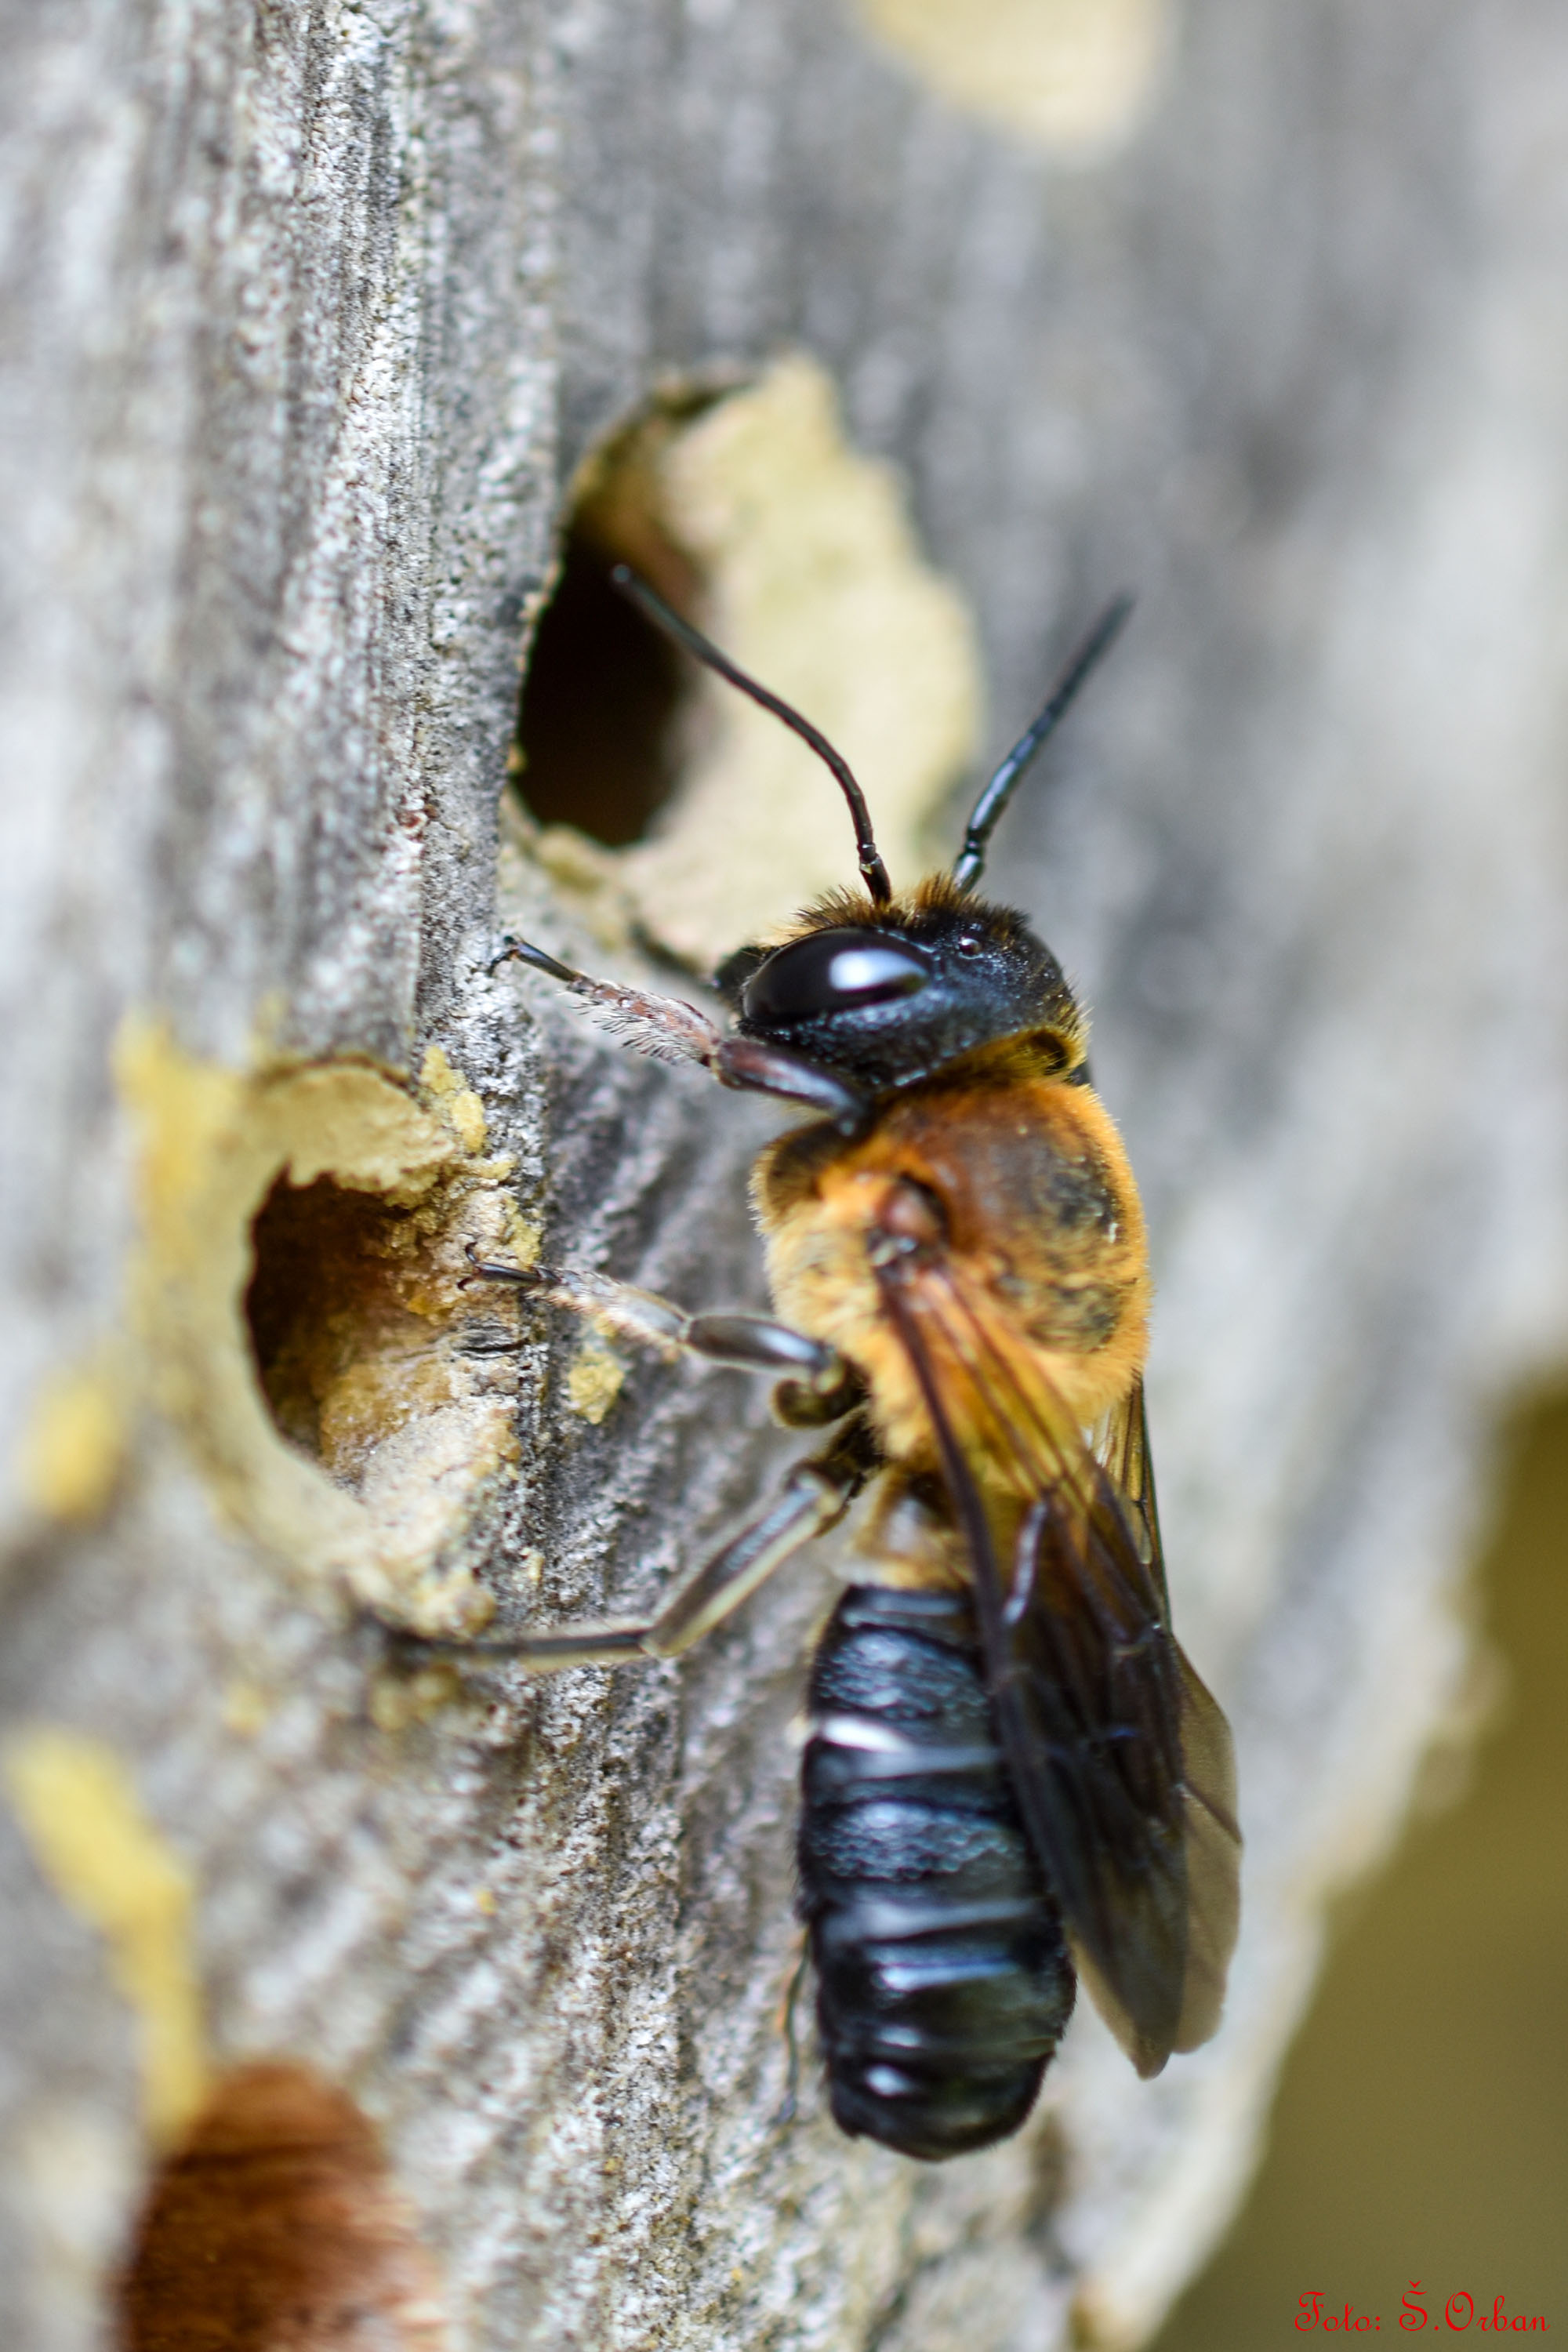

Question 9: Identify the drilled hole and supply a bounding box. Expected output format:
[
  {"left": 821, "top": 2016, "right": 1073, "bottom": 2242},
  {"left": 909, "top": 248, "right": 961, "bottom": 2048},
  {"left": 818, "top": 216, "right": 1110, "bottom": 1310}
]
[
  {"left": 517, "top": 524, "right": 690, "bottom": 845},
  {"left": 506, "top": 359, "right": 982, "bottom": 973},
  {"left": 516, "top": 407, "right": 713, "bottom": 848},
  {"left": 245, "top": 1173, "right": 452, "bottom": 1484},
  {"left": 117, "top": 2063, "right": 446, "bottom": 2352}
]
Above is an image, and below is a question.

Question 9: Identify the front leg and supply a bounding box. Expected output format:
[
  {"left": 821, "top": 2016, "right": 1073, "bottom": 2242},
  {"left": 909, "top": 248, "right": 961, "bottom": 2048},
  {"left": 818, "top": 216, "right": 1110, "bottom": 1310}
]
[
  {"left": 463, "top": 1244, "right": 862, "bottom": 1425},
  {"left": 492, "top": 936, "right": 871, "bottom": 1134},
  {"left": 407, "top": 1416, "right": 877, "bottom": 1671}
]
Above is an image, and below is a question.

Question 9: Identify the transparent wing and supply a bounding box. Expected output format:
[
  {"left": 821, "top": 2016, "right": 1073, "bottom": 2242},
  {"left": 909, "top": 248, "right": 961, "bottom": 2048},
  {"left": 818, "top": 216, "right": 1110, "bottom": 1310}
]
[
  {"left": 876, "top": 1258, "right": 1240, "bottom": 2076},
  {"left": 1094, "top": 1377, "right": 1160, "bottom": 1577}
]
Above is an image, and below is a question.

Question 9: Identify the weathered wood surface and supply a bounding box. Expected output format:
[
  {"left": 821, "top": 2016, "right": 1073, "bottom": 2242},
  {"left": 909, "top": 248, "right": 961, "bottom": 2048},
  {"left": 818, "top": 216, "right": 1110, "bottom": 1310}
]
[{"left": 3, "top": 2, "right": 1567, "bottom": 2348}]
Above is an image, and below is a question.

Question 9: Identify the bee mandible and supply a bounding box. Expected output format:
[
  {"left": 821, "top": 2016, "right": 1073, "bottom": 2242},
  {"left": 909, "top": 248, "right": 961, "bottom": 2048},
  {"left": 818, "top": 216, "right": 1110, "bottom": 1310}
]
[{"left": 456, "top": 565, "right": 1241, "bottom": 2161}]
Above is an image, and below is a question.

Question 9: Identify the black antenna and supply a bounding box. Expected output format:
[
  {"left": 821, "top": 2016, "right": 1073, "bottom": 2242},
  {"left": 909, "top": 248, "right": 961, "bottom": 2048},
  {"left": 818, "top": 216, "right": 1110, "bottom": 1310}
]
[
  {"left": 610, "top": 564, "right": 893, "bottom": 906},
  {"left": 952, "top": 593, "right": 1134, "bottom": 893}
]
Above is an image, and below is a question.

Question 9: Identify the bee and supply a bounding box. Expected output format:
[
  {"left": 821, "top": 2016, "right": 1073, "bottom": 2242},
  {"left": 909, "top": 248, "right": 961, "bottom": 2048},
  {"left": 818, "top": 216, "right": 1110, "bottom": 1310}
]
[{"left": 456, "top": 566, "right": 1241, "bottom": 2161}]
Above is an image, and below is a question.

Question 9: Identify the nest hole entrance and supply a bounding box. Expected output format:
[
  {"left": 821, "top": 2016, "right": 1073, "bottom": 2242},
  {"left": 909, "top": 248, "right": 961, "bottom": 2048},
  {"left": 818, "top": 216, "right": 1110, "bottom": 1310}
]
[
  {"left": 245, "top": 1171, "right": 444, "bottom": 1482},
  {"left": 507, "top": 360, "right": 983, "bottom": 972},
  {"left": 517, "top": 525, "right": 687, "bottom": 845},
  {"left": 516, "top": 409, "right": 717, "bottom": 849},
  {"left": 117, "top": 2063, "right": 446, "bottom": 2352}
]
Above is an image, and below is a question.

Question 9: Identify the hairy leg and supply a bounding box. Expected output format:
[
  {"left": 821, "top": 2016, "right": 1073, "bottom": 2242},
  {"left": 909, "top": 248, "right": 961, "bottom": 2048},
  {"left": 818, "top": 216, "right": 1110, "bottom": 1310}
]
[
  {"left": 492, "top": 936, "right": 870, "bottom": 1132},
  {"left": 463, "top": 1247, "right": 862, "bottom": 1425},
  {"left": 404, "top": 1417, "right": 877, "bottom": 1671}
]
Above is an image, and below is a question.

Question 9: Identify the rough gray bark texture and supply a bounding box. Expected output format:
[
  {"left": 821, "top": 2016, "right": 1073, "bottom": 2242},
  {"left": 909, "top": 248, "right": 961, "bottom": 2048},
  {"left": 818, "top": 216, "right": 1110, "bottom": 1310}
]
[{"left": 3, "top": 2, "right": 1567, "bottom": 2349}]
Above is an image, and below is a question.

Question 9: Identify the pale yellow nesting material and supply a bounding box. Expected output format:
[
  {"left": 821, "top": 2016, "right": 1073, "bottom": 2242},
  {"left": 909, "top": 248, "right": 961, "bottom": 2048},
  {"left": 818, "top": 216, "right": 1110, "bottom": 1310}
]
[
  {"left": 623, "top": 355, "right": 981, "bottom": 968},
  {"left": 565, "top": 1336, "right": 627, "bottom": 1426},
  {"left": 19, "top": 1361, "right": 127, "bottom": 1524},
  {"left": 857, "top": 0, "right": 1171, "bottom": 157},
  {"left": 4, "top": 1731, "right": 207, "bottom": 2143}
]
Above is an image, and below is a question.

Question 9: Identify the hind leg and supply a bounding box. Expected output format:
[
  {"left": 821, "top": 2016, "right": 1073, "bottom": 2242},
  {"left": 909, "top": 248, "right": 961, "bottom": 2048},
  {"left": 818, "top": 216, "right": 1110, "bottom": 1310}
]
[{"left": 406, "top": 1417, "right": 876, "bottom": 1671}]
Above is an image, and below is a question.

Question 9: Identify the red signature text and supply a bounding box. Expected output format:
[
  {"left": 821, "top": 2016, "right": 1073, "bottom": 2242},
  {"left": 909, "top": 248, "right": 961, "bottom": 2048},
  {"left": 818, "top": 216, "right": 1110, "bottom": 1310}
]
[{"left": 1294, "top": 2286, "right": 1549, "bottom": 2333}]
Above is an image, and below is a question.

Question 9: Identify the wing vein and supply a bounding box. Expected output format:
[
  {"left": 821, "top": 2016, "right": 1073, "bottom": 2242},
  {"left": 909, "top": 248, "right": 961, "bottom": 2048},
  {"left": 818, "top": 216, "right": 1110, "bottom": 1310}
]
[{"left": 869, "top": 1241, "right": 1239, "bottom": 2075}]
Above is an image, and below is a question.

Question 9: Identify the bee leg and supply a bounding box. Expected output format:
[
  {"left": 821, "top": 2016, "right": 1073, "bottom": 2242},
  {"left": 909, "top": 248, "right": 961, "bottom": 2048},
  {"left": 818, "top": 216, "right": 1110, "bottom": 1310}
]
[
  {"left": 404, "top": 1417, "right": 875, "bottom": 1673},
  {"left": 491, "top": 936, "right": 871, "bottom": 1134},
  {"left": 462, "top": 1243, "right": 858, "bottom": 1415}
]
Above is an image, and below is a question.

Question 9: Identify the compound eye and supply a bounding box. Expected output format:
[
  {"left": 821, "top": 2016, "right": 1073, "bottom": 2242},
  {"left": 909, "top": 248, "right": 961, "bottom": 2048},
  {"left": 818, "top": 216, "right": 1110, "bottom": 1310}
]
[{"left": 741, "top": 928, "right": 933, "bottom": 1024}]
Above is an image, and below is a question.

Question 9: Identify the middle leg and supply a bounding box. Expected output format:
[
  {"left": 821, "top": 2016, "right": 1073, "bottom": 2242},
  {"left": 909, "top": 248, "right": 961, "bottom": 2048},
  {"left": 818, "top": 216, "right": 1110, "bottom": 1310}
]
[{"left": 463, "top": 1246, "right": 862, "bottom": 1424}]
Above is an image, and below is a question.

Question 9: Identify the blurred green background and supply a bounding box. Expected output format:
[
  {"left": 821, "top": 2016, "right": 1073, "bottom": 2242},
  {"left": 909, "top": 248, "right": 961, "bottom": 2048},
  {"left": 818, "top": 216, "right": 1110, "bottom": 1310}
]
[{"left": 1155, "top": 1392, "right": 1568, "bottom": 2349}]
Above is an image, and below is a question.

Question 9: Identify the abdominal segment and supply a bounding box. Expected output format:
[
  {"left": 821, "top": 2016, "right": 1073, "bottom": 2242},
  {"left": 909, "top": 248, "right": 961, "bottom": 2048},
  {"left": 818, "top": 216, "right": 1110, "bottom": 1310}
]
[{"left": 798, "top": 1583, "right": 1076, "bottom": 2161}]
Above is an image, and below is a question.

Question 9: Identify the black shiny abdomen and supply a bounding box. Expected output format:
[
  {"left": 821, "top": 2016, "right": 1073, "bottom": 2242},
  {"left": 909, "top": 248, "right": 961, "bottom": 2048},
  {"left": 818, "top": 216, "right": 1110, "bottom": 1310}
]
[{"left": 798, "top": 1584, "right": 1076, "bottom": 2161}]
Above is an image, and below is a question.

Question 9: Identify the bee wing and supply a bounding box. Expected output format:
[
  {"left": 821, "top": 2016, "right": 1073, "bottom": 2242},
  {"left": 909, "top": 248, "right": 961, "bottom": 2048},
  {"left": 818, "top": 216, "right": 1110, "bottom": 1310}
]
[
  {"left": 1094, "top": 1376, "right": 1239, "bottom": 2052},
  {"left": 1094, "top": 1378, "right": 1160, "bottom": 1574},
  {"left": 876, "top": 1263, "right": 1240, "bottom": 2077}
]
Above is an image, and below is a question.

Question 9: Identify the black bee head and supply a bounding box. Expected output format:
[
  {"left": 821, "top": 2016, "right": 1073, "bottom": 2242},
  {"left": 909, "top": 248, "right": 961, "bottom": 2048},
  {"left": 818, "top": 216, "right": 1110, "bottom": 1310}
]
[{"left": 716, "top": 877, "right": 1086, "bottom": 1093}]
